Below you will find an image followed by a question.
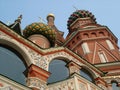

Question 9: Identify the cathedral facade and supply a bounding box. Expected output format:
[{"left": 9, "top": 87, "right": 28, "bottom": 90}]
[{"left": 0, "top": 10, "right": 120, "bottom": 90}]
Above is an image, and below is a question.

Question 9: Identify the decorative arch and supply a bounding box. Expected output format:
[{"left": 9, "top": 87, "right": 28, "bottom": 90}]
[
  {"left": 99, "top": 31, "right": 105, "bottom": 36},
  {"left": 72, "top": 41, "right": 75, "bottom": 45},
  {"left": 91, "top": 32, "right": 97, "bottom": 37},
  {"left": 111, "top": 80, "right": 119, "bottom": 90},
  {"left": 83, "top": 33, "right": 89, "bottom": 38},
  {"left": 111, "top": 80, "right": 118, "bottom": 84},
  {"left": 80, "top": 65, "right": 97, "bottom": 83},
  {"left": 45, "top": 51, "right": 82, "bottom": 71},
  {"left": 0, "top": 44, "right": 27, "bottom": 84},
  {"left": 0, "top": 38, "right": 32, "bottom": 67},
  {"left": 49, "top": 56, "right": 70, "bottom": 64},
  {"left": 47, "top": 59, "right": 69, "bottom": 83},
  {"left": 47, "top": 56, "right": 70, "bottom": 83},
  {"left": 76, "top": 36, "right": 80, "bottom": 40}
]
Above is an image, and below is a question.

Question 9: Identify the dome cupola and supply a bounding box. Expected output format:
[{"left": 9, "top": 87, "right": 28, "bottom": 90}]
[
  {"left": 23, "top": 22, "right": 55, "bottom": 48},
  {"left": 67, "top": 10, "right": 97, "bottom": 32},
  {"left": 47, "top": 13, "right": 55, "bottom": 21}
]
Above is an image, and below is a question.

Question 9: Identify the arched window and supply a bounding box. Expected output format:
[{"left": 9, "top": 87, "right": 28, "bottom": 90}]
[
  {"left": 81, "top": 42, "right": 90, "bottom": 54},
  {"left": 106, "top": 40, "right": 115, "bottom": 50},
  {"left": 76, "top": 36, "right": 79, "bottom": 40},
  {"left": 72, "top": 41, "right": 75, "bottom": 44},
  {"left": 98, "top": 51, "right": 108, "bottom": 63},
  {"left": 83, "top": 33, "right": 89, "bottom": 38},
  {"left": 91, "top": 32, "right": 97, "bottom": 37},
  {"left": 99, "top": 32, "right": 104, "bottom": 36},
  {"left": 112, "top": 81, "right": 119, "bottom": 90},
  {"left": 80, "top": 68, "right": 94, "bottom": 83},
  {"left": 47, "top": 60, "right": 69, "bottom": 83},
  {"left": 0, "top": 45, "right": 26, "bottom": 85}
]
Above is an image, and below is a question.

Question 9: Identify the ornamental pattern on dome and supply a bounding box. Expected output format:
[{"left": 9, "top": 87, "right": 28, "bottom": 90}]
[
  {"left": 67, "top": 10, "right": 96, "bottom": 29},
  {"left": 23, "top": 23, "right": 55, "bottom": 46}
]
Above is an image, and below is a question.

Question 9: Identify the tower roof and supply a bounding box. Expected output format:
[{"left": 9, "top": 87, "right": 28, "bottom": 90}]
[
  {"left": 67, "top": 10, "right": 96, "bottom": 30},
  {"left": 9, "top": 15, "right": 22, "bottom": 35}
]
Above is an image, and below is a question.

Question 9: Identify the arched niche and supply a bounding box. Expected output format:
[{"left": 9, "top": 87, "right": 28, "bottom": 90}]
[
  {"left": 80, "top": 66, "right": 96, "bottom": 83},
  {"left": 0, "top": 38, "right": 32, "bottom": 66},
  {"left": 91, "top": 32, "right": 97, "bottom": 37},
  {"left": 111, "top": 80, "right": 119, "bottom": 90},
  {"left": 0, "top": 38, "right": 34, "bottom": 85},
  {"left": 99, "top": 31, "right": 105, "bottom": 36},
  {"left": 83, "top": 33, "right": 89, "bottom": 38},
  {"left": 45, "top": 51, "right": 82, "bottom": 71},
  {"left": 47, "top": 57, "right": 70, "bottom": 84},
  {"left": 0, "top": 44, "right": 26, "bottom": 85}
]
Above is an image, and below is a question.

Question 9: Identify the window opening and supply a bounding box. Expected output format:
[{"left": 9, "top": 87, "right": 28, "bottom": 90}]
[
  {"left": 0, "top": 45, "right": 26, "bottom": 85},
  {"left": 47, "top": 60, "right": 69, "bottom": 83},
  {"left": 80, "top": 68, "right": 94, "bottom": 83},
  {"left": 98, "top": 51, "right": 108, "bottom": 63},
  {"left": 82, "top": 43, "right": 90, "bottom": 54}
]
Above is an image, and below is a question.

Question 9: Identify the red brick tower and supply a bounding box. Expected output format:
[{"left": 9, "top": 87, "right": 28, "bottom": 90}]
[
  {"left": 64, "top": 10, "right": 120, "bottom": 89},
  {"left": 65, "top": 10, "right": 120, "bottom": 64}
]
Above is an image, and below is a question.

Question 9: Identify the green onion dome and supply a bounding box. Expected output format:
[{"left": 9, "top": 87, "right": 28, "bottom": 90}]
[
  {"left": 67, "top": 10, "right": 96, "bottom": 29},
  {"left": 23, "top": 22, "right": 55, "bottom": 46}
]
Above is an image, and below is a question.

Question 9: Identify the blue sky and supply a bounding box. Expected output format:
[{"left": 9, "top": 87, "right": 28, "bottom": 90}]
[
  {"left": 0, "top": 0, "right": 120, "bottom": 45},
  {"left": 0, "top": 1, "right": 120, "bottom": 88}
]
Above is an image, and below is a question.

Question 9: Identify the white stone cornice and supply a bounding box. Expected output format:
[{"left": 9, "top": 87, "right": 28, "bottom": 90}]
[
  {"left": 0, "top": 74, "right": 31, "bottom": 90},
  {"left": 103, "top": 75, "right": 120, "bottom": 83}
]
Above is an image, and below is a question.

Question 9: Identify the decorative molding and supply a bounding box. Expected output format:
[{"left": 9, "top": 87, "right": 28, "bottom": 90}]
[
  {"left": 48, "top": 78, "right": 74, "bottom": 90},
  {"left": 0, "top": 75, "right": 31, "bottom": 90},
  {"left": 27, "top": 77, "right": 46, "bottom": 90},
  {"left": 0, "top": 31, "right": 33, "bottom": 66},
  {"left": 44, "top": 51, "right": 83, "bottom": 71},
  {"left": 103, "top": 75, "right": 120, "bottom": 84}
]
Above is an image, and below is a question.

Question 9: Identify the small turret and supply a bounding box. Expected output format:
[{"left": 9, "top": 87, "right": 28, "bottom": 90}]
[
  {"left": 46, "top": 13, "right": 65, "bottom": 46},
  {"left": 9, "top": 15, "right": 22, "bottom": 35},
  {"left": 47, "top": 13, "right": 55, "bottom": 26}
]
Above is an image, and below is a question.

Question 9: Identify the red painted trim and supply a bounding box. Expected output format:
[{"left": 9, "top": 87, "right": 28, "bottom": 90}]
[
  {"left": 28, "top": 64, "right": 50, "bottom": 81},
  {"left": 0, "top": 27, "right": 44, "bottom": 55},
  {"left": 0, "top": 26, "right": 103, "bottom": 76},
  {"left": 95, "top": 77, "right": 107, "bottom": 86}
]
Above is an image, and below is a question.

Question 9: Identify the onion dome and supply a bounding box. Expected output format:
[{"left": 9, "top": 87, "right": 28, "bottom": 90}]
[
  {"left": 67, "top": 10, "right": 96, "bottom": 29},
  {"left": 23, "top": 22, "right": 55, "bottom": 46}
]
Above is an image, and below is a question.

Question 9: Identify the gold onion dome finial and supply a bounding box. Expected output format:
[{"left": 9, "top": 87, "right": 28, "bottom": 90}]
[
  {"left": 23, "top": 22, "right": 55, "bottom": 46},
  {"left": 67, "top": 10, "right": 96, "bottom": 29},
  {"left": 47, "top": 13, "right": 55, "bottom": 20}
]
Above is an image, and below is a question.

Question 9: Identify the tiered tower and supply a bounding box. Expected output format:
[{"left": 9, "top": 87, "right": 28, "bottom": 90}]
[
  {"left": 64, "top": 10, "right": 120, "bottom": 89},
  {"left": 65, "top": 10, "right": 120, "bottom": 64}
]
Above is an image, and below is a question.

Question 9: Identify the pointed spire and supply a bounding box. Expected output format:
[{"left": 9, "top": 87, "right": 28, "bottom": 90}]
[
  {"left": 9, "top": 15, "right": 22, "bottom": 35},
  {"left": 72, "top": 5, "right": 78, "bottom": 11},
  {"left": 39, "top": 17, "right": 46, "bottom": 23},
  {"left": 14, "top": 15, "right": 22, "bottom": 23}
]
